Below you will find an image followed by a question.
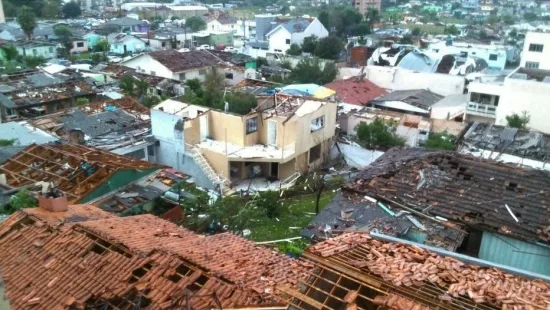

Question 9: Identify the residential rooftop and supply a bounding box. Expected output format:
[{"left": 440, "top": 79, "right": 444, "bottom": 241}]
[
  {"left": 324, "top": 77, "right": 388, "bottom": 106},
  {"left": 0, "top": 205, "right": 312, "bottom": 309},
  {"left": 145, "top": 50, "right": 222, "bottom": 72},
  {"left": 343, "top": 148, "right": 550, "bottom": 244}
]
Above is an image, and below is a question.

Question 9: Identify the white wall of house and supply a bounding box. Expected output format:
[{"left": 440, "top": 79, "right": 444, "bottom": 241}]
[
  {"left": 496, "top": 77, "right": 550, "bottom": 133},
  {"left": 110, "top": 37, "right": 145, "bottom": 54},
  {"left": 151, "top": 107, "right": 186, "bottom": 170},
  {"left": 207, "top": 20, "right": 238, "bottom": 32},
  {"left": 520, "top": 32, "right": 550, "bottom": 69},
  {"left": 70, "top": 40, "right": 88, "bottom": 54},
  {"left": 339, "top": 66, "right": 465, "bottom": 96},
  {"left": 16, "top": 45, "right": 57, "bottom": 59},
  {"left": 267, "top": 27, "right": 292, "bottom": 53},
  {"left": 123, "top": 54, "right": 177, "bottom": 79},
  {"left": 291, "top": 18, "right": 329, "bottom": 45}
]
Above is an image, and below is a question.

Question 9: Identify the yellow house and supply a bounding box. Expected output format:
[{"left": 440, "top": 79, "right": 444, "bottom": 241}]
[{"left": 152, "top": 95, "right": 337, "bottom": 189}]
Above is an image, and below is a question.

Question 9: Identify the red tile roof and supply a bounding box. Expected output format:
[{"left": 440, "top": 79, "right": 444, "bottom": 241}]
[
  {"left": 324, "top": 78, "right": 387, "bottom": 106},
  {"left": 0, "top": 207, "right": 311, "bottom": 309}
]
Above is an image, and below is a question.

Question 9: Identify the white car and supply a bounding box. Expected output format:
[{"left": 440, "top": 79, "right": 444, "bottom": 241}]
[
  {"left": 197, "top": 44, "right": 211, "bottom": 50},
  {"left": 178, "top": 48, "right": 190, "bottom": 52},
  {"left": 107, "top": 56, "right": 122, "bottom": 63},
  {"left": 223, "top": 47, "right": 237, "bottom": 53}
]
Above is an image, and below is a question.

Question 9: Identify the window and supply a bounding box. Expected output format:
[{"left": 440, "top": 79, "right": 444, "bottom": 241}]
[
  {"left": 77, "top": 42, "right": 84, "bottom": 47},
  {"left": 274, "top": 49, "right": 282, "bottom": 53},
  {"left": 525, "top": 61, "right": 540, "bottom": 69},
  {"left": 246, "top": 117, "right": 258, "bottom": 134},
  {"left": 151, "top": 71, "right": 156, "bottom": 76},
  {"left": 48, "top": 47, "right": 53, "bottom": 53},
  {"left": 309, "top": 144, "right": 321, "bottom": 163},
  {"left": 225, "top": 72, "right": 234, "bottom": 79},
  {"left": 459, "top": 51, "right": 468, "bottom": 58},
  {"left": 199, "top": 69, "right": 207, "bottom": 75},
  {"left": 432, "top": 49, "right": 439, "bottom": 53},
  {"left": 179, "top": 73, "right": 186, "bottom": 80},
  {"left": 285, "top": 39, "right": 291, "bottom": 44},
  {"left": 529, "top": 44, "right": 544, "bottom": 52},
  {"left": 147, "top": 145, "right": 155, "bottom": 156},
  {"left": 162, "top": 41, "right": 166, "bottom": 47},
  {"left": 32, "top": 48, "right": 37, "bottom": 56},
  {"left": 489, "top": 54, "right": 498, "bottom": 61},
  {"left": 311, "top": 116, "right": 325, "bottom": 132}
]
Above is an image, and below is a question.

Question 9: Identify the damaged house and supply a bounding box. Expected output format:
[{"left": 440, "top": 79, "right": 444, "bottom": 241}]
[
  {"left": 0, "top": 143, "right": 161, "bottom": 205},
  {"left": 0, "top": 199, "right": 312, "bottom": 309},
  {"left": 329, "top": 147, "right": 550, "bottom": 276},
  {"left": 368, "top": 44, "right": 489, "bottom": 75},
  {"left": 151, "top": 95, "right": 337, "bottom": 192},
  {"left": 0, "top": 71, "right": 96, "bottom": 121},
  {"left": 121, "top": 50, "right": 246, "bottom": 86},
  {"left": 29, "top": 97, "right": 156, "bottom": 161}
]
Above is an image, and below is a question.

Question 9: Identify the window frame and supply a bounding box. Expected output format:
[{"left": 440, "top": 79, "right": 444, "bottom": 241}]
[
  {"left": 198, "top": 69, "right": 207, "bottom": 75},
  {"left": 285, "top": 39, "right": 291, "bottom": 45},
  {"left": 246, "top": 117, "right": 258, "bottom": 134},
  {"left": 528, "top": 44, "right": 544, "bottom": 52},
  {"left": 310, "top": 115, "right": 325, "bottom": 132},
  {"left": 489, "top": 54, "right": 498, "bottom": 61},
  {"left": 525, "top": 61, "right": 540, "bottom": 69}
]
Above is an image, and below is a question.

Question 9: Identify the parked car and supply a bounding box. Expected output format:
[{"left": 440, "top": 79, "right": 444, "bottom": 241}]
[
  {"left": 224, "top": 46, "right": 237, "bottom": 53},
  {"left": 75, "top": 59, "right": 93, "bottom": 65},
  {"left": 197, "top": 44, "right": 211, "bottom": 50},
  {"left": 178, "top": 48, "right": 190, "bottom": 52}
]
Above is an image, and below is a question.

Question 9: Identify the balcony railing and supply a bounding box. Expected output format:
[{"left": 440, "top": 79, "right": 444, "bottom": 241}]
[{"left": 467, "top": 102, "right": 497, "bottom": 117}]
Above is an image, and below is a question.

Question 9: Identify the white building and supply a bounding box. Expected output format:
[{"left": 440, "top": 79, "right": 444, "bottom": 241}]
[
  {"left": 207, "top": 17, "right": 239, "bottom": 33},
  {"left": 121, "top": 50, "right": 244, "bottom": 85},
  {"left": 520, "top": 32, "right": 550, "bottom": 70},
  {"left": 265, "top": 18, "right": 328, "bottom": 54},
  {"left": 428, "top": 41, "right": 508, "bottom": 71}
]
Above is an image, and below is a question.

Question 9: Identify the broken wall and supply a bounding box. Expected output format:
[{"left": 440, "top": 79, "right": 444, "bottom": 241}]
[
  {"left": 201, "top": 148, "right": 230, "bottom": 179},
  {"left": 209, "top": 110, "right": 246, "bottom": 145}
]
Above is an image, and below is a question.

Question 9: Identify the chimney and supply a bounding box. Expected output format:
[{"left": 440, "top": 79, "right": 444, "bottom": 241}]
[{"left": 38, "top": 190, "right": 68, "bottom": 212}]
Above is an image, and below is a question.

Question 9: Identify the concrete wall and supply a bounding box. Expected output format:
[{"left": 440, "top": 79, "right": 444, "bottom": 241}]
[
  {"left": 496, "top": 78, "right": 550, "bottom": 133},
  {"left": 110, "top": 37, "right": 145, "bottom": 54},
  {"left": 520, "top": 32, "right": 550, "bottom": 69},
  {"left": 279, "top": 158, "right": 296, "bottom": 179},
  {"left": 201, "top": 147, "right": 230, "bottom": 179},
  {"left": 209, "top": 110, "right": 246, "bottom": 145},
  {"left": 123, "top": 54, "right": 175, "bottom": 79},
  {"left": 293, "top": 102, "right": 337, "bottom": 155},
  {"left": 151, "top": 108, "right": 186, "bottom": 170},
  {"left": 428, "top": 41, "right": 508, "bottom": 71},
  {"left": 70, "top": 40, "right": 89, "bottom": 54},
  {"left": 340, "top": 66, "right": 466, "bottom": 96},
  {"left": 180, "top": 153, "right": 215, "bottom": 189},
  {"left": 17, "top": 45, "right": 57, "bottom": 59}
]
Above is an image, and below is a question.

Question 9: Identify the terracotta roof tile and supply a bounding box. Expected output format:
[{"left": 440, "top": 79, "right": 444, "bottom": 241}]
[
  {"left": 0, "top": 210, "right": 311, "bottom": 309},
  {"left": 324, "top": 78, "right": 387, "bottom": 105}
]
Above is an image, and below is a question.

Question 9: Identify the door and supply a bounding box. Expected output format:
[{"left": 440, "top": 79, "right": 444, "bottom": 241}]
[
  {"left": 200, "top": 114, "right": 209, "bottom": 141},
  {"left": 267, "top": 120, "right": 277, "bottom": 146},
  {"left": 270, "top": 162, "right": 279, "bottom": 178}
]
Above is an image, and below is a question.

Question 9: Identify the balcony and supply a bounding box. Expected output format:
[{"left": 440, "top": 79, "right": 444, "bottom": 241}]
[{"left": 466, "top": 102, "right": 497, "bottom": 118}]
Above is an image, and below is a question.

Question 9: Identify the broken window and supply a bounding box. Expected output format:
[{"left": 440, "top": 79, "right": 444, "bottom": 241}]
[
  {"left": 246, "top": 117, "right": 258, "bottom": 134},
  {"left": 225, "top": 72, "right": 233, "bottom": 79},
  {"left": 309, "top": 144, "right": 321, "bottom": 163},
  {"left": 529, "top": 43, "right": 544, "bottom": 52},
  {"left": 311, "top": 116, "right": 325, "bottom": 132}
]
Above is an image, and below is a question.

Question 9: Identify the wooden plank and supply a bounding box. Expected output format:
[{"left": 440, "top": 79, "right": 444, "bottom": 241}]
[{"left": 276, "top": 285, "right": 325, "bottom": 309}]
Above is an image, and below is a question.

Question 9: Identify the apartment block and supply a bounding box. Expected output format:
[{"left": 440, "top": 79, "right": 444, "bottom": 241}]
[
  {"left": 520, "top": 32, "right": 550, "bottom": 70},
  {"left": 353, "top": 0, "right": 382, "bottom": 15}
]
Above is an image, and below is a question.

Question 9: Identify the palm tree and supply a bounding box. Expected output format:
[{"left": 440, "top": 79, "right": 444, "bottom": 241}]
[{"left": 365, "top": 8, "right": 380, "bottom": 31}]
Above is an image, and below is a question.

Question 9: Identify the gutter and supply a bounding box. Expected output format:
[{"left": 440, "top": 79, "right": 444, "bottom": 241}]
[{"left": 371, "top": 232, "right": 550, "bottom": 282}]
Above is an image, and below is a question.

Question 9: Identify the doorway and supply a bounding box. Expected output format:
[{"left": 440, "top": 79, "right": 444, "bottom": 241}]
[
  {"left": 267, "top": 120, "right": 277, "bottom": 146},
  {"left": 270, "top": 162, "right": 279, "bottom": 178},
  {"left": 199, "top": 114, "right": 209, "bottom": 141}
]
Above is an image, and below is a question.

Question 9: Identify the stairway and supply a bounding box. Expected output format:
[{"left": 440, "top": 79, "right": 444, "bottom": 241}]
[{"left": 187, "top": 146, "right": 228, "bottom": 190}]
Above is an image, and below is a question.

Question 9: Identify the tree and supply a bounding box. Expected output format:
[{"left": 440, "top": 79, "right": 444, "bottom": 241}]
[
  {"left": 502, "top": 14, "right": 515, "bottom": 25},
  {"left": 142, "top": 95, "right": 162, "bottom": 108},
  {"left": 222, "top": 92, "right": 258, "bottom": 115},
  {"left": 365, "top": 8, "right": 380, "bottom": 30},
  {"left": 289, "top": 58, "right": 337, "bottom": 85},
  {"left": 444, "top": 25, "right": 460, "bottom": 35},
  {"left": 411, "top": 27, "right": 422, "bottom": 36},
  {"left": 506, "top": 111, "right": 530, "bottom": 129},
  {"left": 54, "top": 25, "right": 73, "bottom": 55},
  {"left": 256, "top": 56, "right": 268, "bottom": 68},
  {"left": 42, "top": 0, "right": 61, "bottom": 18},
  {"left": 280, "top": 5, "right": 289, "bottom": 15},
  {"left": 487, "top": 15, "right": 499, "bottom": 25},
  {"left": 62, "top": 1, "right": 81, "bottom": 18},
  {"left": 355, "top": 118, "right": 406, "bottom": 150},
  {"left": 7, "top": 190, "right": 37, "bottom": 213},
  {"left": 318, "top": 10, "right": 330, "bottom": 31},
  {"left": 286, "top": 43, "right": 302, "bottom": 56},
  {"left": 302, "top": 35, "right": 318, "bottom": 54},
  {"left": 76, "top": 98, "right": 89, "bottom": 105},
  {"left": 202, "top": 67, "right": 225, "bottom": 107},
  {"left": 119, "top": 75, "right": 149, "bottom": 98},
  {"left": 425, "top": 131, "right": 455, "bottom": 150},
  {"left": 185, "top": 16, "right": 206, "bottom": 32},
  {"left": 184, "top": 78, "right": 203, "bottom": 97},
  {"left": 398, "top": 35, "right": 413, "bottom": 44},
  {"left": 23, "top": 56, "right": 45, "bottom": 68},
  {"left": 355, "top": 22, "right": 371, "bottom": 37},
  {"left": 0, "top": 139, "right": 17, "bottom": 146},
  {"left": 94, "top": 39, "right": 110, "bottom": 52},
  {"left": 91, "top": 53, "right": 102, "bottom": 65},
  {"left": 314, "top": 36, "right": 344, "bottom": 60},
  {"left": 523, "top": 12, "right": 537, "bottom": 22},
  {"left": 0, "top": 45, "right": 19, "bottom": 61},
  {"left": 17, "top": 6, "right": 37, "bottom": 40}
]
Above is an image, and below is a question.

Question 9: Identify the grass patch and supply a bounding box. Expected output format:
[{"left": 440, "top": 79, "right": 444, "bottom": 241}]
[
  {"left": 247, "top": 190, "right": 338, "bottom": 242},
  {"left": 404, "top": 24, "right": 445, "bottom": 35},
  {"left": 230, "top": 7, "right": 262, "bottom": 19}
]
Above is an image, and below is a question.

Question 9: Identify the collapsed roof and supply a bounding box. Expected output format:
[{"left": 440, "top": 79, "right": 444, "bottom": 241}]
[
  {"left": 343, "top": 148, "right": 550, "bottom": 244},
  {"left": 0, "top": 144, "right": 160, "bottom": 203},
  {"left": 324, "top": 77, "right": 388, "bottom": 106},
  {"left": 147, "top": 50, "right": 222, "bottom": 72},
  {"left": 367, "top": 45, "right": 489, "bottom": 75},
  {"left": 281, "top": 232, "right": 550, "bottom": 310},
  {"left": 0, "top": 206, "right": 312, "bottom": 309}
]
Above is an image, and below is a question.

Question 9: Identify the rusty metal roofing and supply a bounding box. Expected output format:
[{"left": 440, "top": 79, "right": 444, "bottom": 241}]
[
  {"left": 0, "top": 144, "right": 160, "bottom": 203},
  {"left": 343, "top": 148, "right": 550, "bottom": 243},
  {"left": 148, "top": 50, "right": 221, "bottom": 72},
  {"left": 0, "top": 209, "right": 312, "bottom": 309},
  {"left": 324, "top": 78, "right": 388, "bottom": 106}
]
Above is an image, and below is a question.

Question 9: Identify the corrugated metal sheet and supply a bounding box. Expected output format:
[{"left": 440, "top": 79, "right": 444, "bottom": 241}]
[{"left": 479, "top": 232, "right": 550, "bottom": 276}]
